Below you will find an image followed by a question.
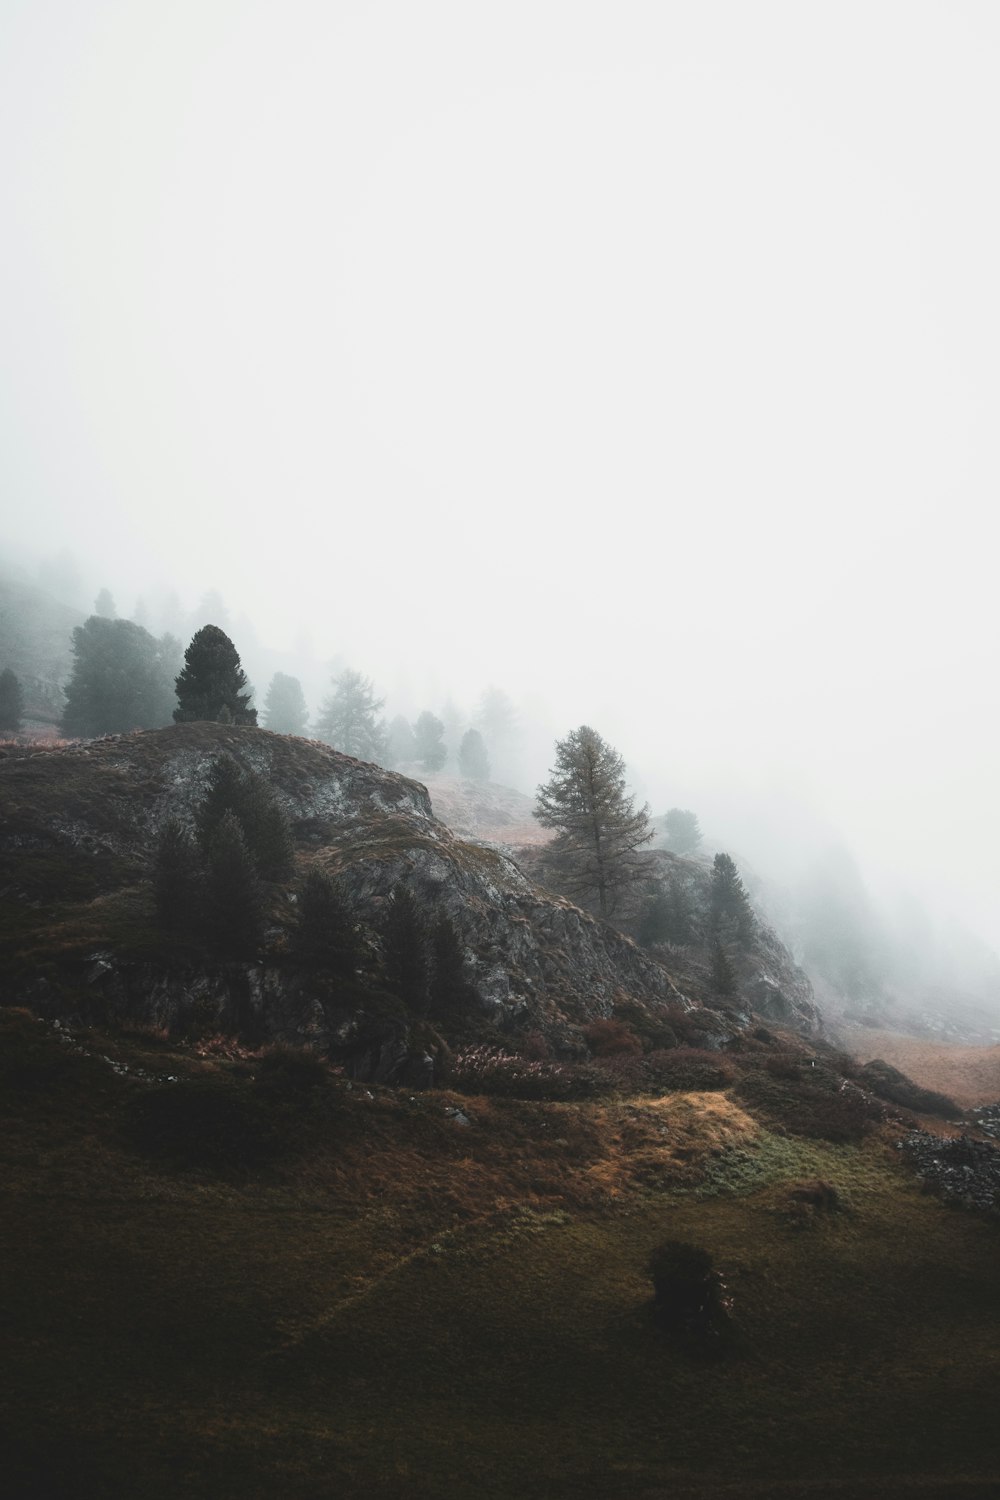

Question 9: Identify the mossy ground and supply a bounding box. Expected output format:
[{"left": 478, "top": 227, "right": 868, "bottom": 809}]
[{"left": 3, "top": 1007, "right": 999, "bottom": 1499}]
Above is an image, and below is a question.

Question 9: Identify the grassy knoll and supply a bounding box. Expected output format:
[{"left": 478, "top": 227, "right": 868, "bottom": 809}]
[{"left": 3, "top": 1008, "right": 999, "bottom": 1499}]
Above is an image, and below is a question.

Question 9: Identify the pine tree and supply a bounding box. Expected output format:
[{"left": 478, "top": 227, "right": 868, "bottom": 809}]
[
  {"left": 663, "top": 808, "right": 701, "bottom": 854},
  {"left": 428, "top": 913, "right": 476, "bottom": 1021},
  {"left": 204, "top": 811, "right": 265, "bottom": 956},
  {"left": 94, "top": 588, "right": 117, "bottom": 619},
  {"left": 534, "top": 726, "right": 652, "bottom": 918},
  {"left": 413, "top": 711, "right": 447, "bottom": 772},
  {"left": 195, "top": 755, "right": 292, "bottom": 879},
  {"left": 709, "top": 853, "right": 756, "bottom": 947},
  {"left": 61, "top": 617, "right": 178, "bottom": 737},
  {"left": 153, "top": 817, "right": 201, "bottom": 933},
  {"left": 382, "top": 884, "right": 429, "bottom": 1011},
  {"left": 313, "top": 670, "right": 386, "bottom": 762},
  {"left": 293, "top": 870, "right": 359, "bottom": 974},
  {"left": 262, "top": 672, "right": 309, "bottom": 735},
  {"left": 174, "top": 625, "right": 257, "bottom": 725},
  {"left": 710, "top": 941, "right": 738, "bottom": 996},
  {"left": 458, "top": 728, "right": 490, "bottom": 781},
  {"left": 0, "top": 668, "right": 25, "bottom": 732}
]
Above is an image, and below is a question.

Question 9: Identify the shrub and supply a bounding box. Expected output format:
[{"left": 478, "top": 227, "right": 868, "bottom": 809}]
[
  {"left": 255, "top": 1044, "right": 330, "bottom": 1097},
  {"left": 736, "top": 1069, "right": 883, "bottom": 1143},
  {"left": 646, "top": 1240, "right": 733, "bottom": 1348},
  {"left": 642, "top": 1047, "right": 736, "bottom": 1092},
  {"left": 583, "top": 1018, "right": 643, "bottom": 1057},
  {"left": 125, "top": 1077, "right": 278, "bottom": 1171},
  {"left": 448, "top": 1046, "right": 595, "bottom": 1101},
  {"left": 858, "top": 1058, "right": 959, "bottom": 1118}
]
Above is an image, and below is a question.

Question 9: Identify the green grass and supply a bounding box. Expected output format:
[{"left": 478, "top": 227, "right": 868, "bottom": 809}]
[{"left": 3, "top": 1007, "right": 1000, "bottom": 1499}]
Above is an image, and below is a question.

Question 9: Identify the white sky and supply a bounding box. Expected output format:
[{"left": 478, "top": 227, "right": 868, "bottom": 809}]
[{"left": 2, "top": 2, "right": 999, "bottom": 944}]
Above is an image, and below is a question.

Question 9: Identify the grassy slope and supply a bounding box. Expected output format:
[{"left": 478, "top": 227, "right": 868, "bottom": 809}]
[
  {"left": 3, "top": 1009, "right": 1000, "bottom": 1500},
  {"left": 841, "top": 1025, "right": 1000, "bottom": 1110}
]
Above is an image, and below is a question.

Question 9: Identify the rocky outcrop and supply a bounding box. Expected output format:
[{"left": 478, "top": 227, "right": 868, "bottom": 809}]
[{"left": 1, "top": 724, "right": 822, "bottom": 1062}]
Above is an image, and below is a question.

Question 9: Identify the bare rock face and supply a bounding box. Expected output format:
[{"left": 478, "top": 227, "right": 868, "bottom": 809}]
[{"left": 1, "top": 724, "right": 821, "bottom": 1065}]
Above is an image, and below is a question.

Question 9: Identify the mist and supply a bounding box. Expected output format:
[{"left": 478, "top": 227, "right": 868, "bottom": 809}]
[{"left": 3, "top": 3, "right": 999, "bottom": 979}]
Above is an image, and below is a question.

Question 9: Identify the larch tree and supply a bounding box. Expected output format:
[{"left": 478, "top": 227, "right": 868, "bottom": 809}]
[
  {"left": 262, "top": 672, "right": 309, "bottom": 736},
  {"left": 173, "top": 625, "right": 257, "bottom": 725},
  {"left": 313, "top": 670, "right": 386, "bottom": 763},
  {"left": 534, "top": 725, "right": 653, "bottom": 918}
]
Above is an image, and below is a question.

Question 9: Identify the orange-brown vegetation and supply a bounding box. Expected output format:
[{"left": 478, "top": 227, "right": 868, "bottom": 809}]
[{"left": 842, "top": 1025, "right": 1000, "bottom": 1109}]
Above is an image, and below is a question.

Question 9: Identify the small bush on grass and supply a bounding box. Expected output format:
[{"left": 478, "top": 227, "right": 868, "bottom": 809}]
[
  {"left": 642, "top": 1048, "right": 737, "bottom": 1092},
  {"left": 125, "top": 1076, "right": 279, "bottom": 1171},
  {"left": 583, "top": 1018, "right": 643, "bottom": 1057},
  {"left": 255, "top": 1044, "right": 330, "bottom": 1097},
  {"left": 647, "top": 1240, "right": 734, "bottom": 1353}
]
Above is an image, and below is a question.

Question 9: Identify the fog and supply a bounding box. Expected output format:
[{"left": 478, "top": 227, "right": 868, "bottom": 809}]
[{"left": 3, "top": 4, "right": 999, "bottom": 974}]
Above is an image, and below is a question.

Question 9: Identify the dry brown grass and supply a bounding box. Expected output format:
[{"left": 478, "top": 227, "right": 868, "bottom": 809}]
[{"left": 841, "top": 1025, "right": 1000, "bottom": 1109}]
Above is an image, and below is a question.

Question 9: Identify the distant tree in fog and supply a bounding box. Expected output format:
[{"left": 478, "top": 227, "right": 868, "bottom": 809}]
[
  {"left": 94, "top": 588, "right": 117, "bottom": 619},
  {"left": 534, "top": 725, "right": 652, "bottom": 918},
  {"left": 262, "top": 672, "right": 309, "bottom": 736},
  {"left": 413, "top": 711, "right": 447, "bottom": 772},
  {"left": 61, "top": 617, "right": 178, "bottom": 737},
  {"left": 458, "top": 728, "right": 490, "bottom": 781},
  {"left": 663, "top": 808, "right": 701, "bottom": 854},
  {"left": 475, "top": 686, "right": 519, "bottom": 784},
  {"left": 173, "top": 625, "right": 257, "bottom": 725},
  {"left": 386, "top": 714, "right": 416, "bottom": 768},
  {"left": 0, "top": 668, "right": 25, "bottom": 732},
  {"left": 314, "top": 670, "right": 386, "bottom": 763}
]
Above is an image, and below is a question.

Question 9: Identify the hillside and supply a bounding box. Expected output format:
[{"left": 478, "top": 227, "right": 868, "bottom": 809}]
[
  {"left": 4, "top": 1005, "right": 1000, "bottom": 1499},
  {"left": 6, "top": 728, "right": 1000, "bottom": 1496},
  {"left": 0, "top": 724, "right": 820, "bottom": 1066}
]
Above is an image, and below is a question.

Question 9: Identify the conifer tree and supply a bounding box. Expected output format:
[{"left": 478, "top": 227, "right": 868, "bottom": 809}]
[
  {"left": 153, "top": 817, "right": 201, "bottom": 933},
  {"left": 458, "top": 728, "right": 490, "bottom": 781},
  {"left": 262, "top": 672, "right": 309, "bottom": 736},
  {"left": 313, "top": 670, "right": 385, "bottom": 762},
  {"left": 0, "top": 668, "right": 25, "bottom": 732},
  {"left": 196, "top": 755, "right": 292, "bottom": 879},
  {"left": 711, "top": 940, "right": 738, "bottom": 996},
  {"left": 173, "top": 625, "right": 257, "bottom": 725},
  {"left": 204, "top": 811, "right": 265, "bottom": 955},
  {"left": 413, "top": 710, "right": 447, "bottom": 772},
  {"left": 663, "top": 808, "right": 701, "bottom": 854},
  {"left": 534, "top": 726, "right": 652, "bottom": 917},
  {"left": 293, "top": 870, "right": 359, "bottom": 974},
  {"left": 709, "top": 853, "right": 756, "bottom": 947},
  {"left": 94, "top": 588, "right": 117, "bottom": 619},
  {"left": 385, "top": 714, "right": 417, "bottom": 769},
  {"left": 382, "top": 884, "right": 429, "bottom": 1011},
  {"left": 428, "top": 913, "right": 476, "bottom": 1021},
  {"left": 61, "top": 617, "right": 178, "bottom": 737}
]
